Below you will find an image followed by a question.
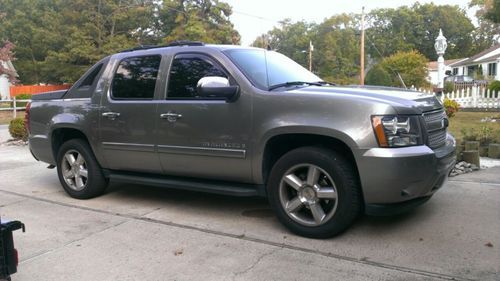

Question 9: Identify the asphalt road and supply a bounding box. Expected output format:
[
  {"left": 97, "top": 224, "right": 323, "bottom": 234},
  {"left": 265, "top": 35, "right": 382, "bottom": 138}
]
[{"left": 0, "top": 143, "right": 499, "bottom": 281}]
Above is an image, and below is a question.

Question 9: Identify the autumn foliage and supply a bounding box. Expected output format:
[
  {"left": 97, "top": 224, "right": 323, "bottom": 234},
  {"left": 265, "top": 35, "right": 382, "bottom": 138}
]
[{"left": 0, "top": 41, "right": 17, "bottom": 84}]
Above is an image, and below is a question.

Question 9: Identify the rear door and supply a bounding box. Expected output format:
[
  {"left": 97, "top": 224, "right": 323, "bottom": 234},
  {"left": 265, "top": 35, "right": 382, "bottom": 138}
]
[{"left": 99, "top": 54, "right": 163, "bottom": 173}]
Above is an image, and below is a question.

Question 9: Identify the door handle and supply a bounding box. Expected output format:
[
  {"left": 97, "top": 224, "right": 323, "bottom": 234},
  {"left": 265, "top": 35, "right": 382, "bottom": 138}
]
[
  {"left": 102, "top": 112, "right": 121, "bottom": 120},
  {"left": 160, "top": 112, "right": 182, "bottom": 122}
]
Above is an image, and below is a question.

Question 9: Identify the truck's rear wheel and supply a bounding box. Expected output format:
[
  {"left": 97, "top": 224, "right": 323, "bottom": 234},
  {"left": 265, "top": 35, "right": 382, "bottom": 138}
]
[
  {"left": 56, "top": 139, "right": 108, "bottom": 199},
  {"left": 267, "top": 146, "right": 362, "bottom": 238}
]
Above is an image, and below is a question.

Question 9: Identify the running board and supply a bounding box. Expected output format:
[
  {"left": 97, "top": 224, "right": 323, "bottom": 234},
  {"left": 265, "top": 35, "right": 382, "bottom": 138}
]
[{"left": 107, "top": 171, "right": 265, "bottom": 197}]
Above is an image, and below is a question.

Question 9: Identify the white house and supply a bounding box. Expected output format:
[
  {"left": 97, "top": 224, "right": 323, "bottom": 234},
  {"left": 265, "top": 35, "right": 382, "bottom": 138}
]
[
  {"left": 448, "top": 44, "right": 500, "bottom": 80},
  {"left": 427, "top": 58, "right": 467, "bottom": 86},
  {"left": 0, "top": 59, "right": 17, "bottom": 100}
]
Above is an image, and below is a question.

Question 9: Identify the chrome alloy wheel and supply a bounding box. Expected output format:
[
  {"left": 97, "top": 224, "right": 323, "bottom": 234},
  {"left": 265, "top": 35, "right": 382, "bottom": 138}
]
[
  {"left": 279, "top": 164, "right": 338, "bottom": 226},
  {"left": 61, "top": 149, "right": 88, "bottom": 191}
]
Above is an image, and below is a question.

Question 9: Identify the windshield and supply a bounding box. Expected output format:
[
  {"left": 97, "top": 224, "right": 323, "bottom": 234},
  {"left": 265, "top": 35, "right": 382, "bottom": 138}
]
[{"left": 223, "top": 49, "right": 322, "bottom": 91}]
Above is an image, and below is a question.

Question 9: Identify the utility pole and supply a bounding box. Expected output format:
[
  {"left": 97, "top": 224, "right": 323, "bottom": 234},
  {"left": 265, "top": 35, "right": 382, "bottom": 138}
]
[
  {"left": 309, "top": 40, "right": 314, "bottom": 72},
  {"left": 360, "top": 6, "right": 365, "bottom": 86}
]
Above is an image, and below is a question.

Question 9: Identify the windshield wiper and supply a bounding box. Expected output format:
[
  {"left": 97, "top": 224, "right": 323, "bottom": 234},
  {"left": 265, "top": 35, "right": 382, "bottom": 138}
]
[
  {"left": 314, "top": 81, "right": 336, "bottom": 86},
  {"left": 268, "top": 81, "right": 323, "bottom": 91}
]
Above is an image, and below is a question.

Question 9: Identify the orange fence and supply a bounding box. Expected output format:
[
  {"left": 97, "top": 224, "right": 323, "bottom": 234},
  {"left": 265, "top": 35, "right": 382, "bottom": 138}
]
[{"left": 9, "top": 84, "right": 72, "bottom": 97}]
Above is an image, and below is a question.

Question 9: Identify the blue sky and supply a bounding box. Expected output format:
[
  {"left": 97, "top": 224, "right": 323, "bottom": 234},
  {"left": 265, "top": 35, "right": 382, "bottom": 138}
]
[{"left": 223, "top": 0, "right": 475, "bottom": 46}]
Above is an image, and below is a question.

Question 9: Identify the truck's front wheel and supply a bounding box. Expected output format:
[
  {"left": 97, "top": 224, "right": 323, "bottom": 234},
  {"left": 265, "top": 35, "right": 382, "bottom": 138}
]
[
  {"left": 56, "top": 139, "right": 108, "bottom": 199},
  {"left": 267, "top": 146, "right": 362, "bottom": 238}
]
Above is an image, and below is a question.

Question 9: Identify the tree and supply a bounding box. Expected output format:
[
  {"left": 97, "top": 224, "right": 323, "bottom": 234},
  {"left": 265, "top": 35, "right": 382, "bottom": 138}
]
[
  {"left": 365, "top": 64, "right": 392, "bottom": 86},
  {"left": 366, "top": 3, "right": 479, "bottom": 60},
  {"left": 469, "top": 0, "right": 500, "bottom": 52},
  {"left": 251, "top": 15, "right": 360, "bottom": 84},
  {"left": 312, "top": 14, "right": 360, "bottom": 84},
  {"left": 485, "top": 0, "right": 500, "bottom": 23},
  {"left": 252, "top": 19, "right": 316, "bottom": 67},
  {"left": 159, "top": 0, "right": 240, "bottom": 44},
  {"left": 379, "top": 50, "right": 429, "bottom": 88},
  {"left": 0, "top": 41, "right": 18, "bottom": 83},
  {"left": 0, "top": 0, "right": 159, "bottom": 83},
  {"left": 0, "top": 0, "right": 240, "bottom": 84}
]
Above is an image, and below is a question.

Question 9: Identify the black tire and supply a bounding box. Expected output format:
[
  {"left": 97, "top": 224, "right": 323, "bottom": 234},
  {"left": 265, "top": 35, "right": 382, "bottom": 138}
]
[
  {"left": 56, "top": 139, "right": 108, "bottom": 199},
  {"left": 267, "top": 146, "right": 362, "bottom": 238}
]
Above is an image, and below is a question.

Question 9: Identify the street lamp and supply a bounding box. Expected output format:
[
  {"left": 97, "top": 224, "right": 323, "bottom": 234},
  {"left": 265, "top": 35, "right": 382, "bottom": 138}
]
[{"left": 434, "top": 29, "right": 448, "bottom": 91}]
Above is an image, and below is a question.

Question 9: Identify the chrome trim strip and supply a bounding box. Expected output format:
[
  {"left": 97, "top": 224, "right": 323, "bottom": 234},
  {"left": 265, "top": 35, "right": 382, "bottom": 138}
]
[
  {"left": 44, "top": 98, "right": 91, "bottom": 102},
  {"left": 62, "top": 98, "right": 91, "bottom": 101},
  {"left": 363, "top": 146, "right": 434, "bottom": 158},
  {"left": 102, "top": 142, "right": 155, "bottom": 152},
  {"left": 31, "top": 134, "right": 48, "bottom": 140},
  {"left": 158, "top": 145, "right": 246, "bottom": 159}
]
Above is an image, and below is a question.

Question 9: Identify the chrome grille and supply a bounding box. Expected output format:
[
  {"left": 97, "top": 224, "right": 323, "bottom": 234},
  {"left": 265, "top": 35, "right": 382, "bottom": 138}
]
[{"left": 423, "top": 110, "right": 447, "bottom": 149}]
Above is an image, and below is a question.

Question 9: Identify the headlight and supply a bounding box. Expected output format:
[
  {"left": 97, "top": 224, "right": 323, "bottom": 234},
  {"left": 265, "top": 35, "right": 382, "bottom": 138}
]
[{"left": 371, "top": 115, "right": 423, "bottom": 147}]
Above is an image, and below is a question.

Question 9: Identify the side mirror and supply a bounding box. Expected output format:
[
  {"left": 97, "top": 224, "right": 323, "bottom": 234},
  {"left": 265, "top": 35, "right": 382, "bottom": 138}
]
[{"left": 196, "top": 76, "right": 239, "bottom": 101}]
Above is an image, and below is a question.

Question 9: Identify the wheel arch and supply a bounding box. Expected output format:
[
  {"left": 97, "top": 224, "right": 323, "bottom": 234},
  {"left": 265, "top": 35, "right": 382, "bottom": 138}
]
[
  {"left": 258, "top": 132, "right": 361, "bottom": 189},
  {"left": 50, "top": 127, "right": 92, "bottom": 163}
]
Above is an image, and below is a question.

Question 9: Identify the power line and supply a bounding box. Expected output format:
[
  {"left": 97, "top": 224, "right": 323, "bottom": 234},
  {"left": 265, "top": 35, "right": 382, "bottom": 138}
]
[{"left": 231, "top": 10, "right": 279, "bottom": 23}]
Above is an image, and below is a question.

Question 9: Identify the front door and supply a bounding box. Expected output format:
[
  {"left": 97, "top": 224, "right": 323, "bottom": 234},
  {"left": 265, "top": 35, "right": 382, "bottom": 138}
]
[
  {"left": 156, "top": 53, "right": 252, "bottom": 182},
  {"left": 99, "top": 54, "right": 163, "bottom": 173}
]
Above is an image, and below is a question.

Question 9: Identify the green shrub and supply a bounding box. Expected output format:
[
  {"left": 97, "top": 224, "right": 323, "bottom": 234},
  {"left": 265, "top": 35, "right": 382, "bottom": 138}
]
[
  {"left": 365, "top": 64, "right": 392, "bottom": 86},
  {"left": 489, "top": 80, "right": 500, "bottom": 98},
  {"left": 443, "top": 98, "right": 459, "bottom": 118},
  {"left": 478, "top": 126, "right": 493, "bottom": 146},
  {"left": 13, "top": 93, "right": 32, "bottom": 108},
  {"left": 460, "top": 126, "right": 495, "bottom": 146},
  {"left": 443, "top": 81, "right": 454, "bottom": 94},
  {"left": 8, "top": 117, "right": 27, "bottom": 141}
]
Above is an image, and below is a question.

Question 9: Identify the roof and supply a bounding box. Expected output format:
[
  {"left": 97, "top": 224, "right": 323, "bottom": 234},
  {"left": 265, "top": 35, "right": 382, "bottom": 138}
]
[
  {"left": 451, "top": 44, "right": 500, "bottom": 67},
  {"left": 427, "top": 58, "right": 466, "bottom": 70},
  {"left": 119, "top": 40, "right": 205, "bottom": 53},
  {"left": 474, "top": 54, "right": 500, "bottom": 65},
  {"left": 116, "top": 41, "right": 261, "bottom": 57}
]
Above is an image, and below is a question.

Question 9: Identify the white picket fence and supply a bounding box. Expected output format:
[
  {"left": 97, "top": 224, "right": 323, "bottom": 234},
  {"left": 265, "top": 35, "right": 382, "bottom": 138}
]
[
  {"left": 0, "top": 98, "right": 32, "bottom": 118},
  {"left": 417, "top": 87, "right": 500, "bottom": 109}
]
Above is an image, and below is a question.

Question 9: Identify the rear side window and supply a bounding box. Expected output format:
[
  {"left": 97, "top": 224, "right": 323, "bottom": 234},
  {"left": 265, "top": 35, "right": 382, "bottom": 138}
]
[
  {"left": 112, "top": 55, "right": 161, "bottom": 100},
  {"left": 64, "top": 62, "right": 105, "bottom": 99},
  {"left": 79, "top": 63, "right": 103, "bottom": 88},
  {"left": 167, "top": 54, "right": 227, "bottom": 99}
]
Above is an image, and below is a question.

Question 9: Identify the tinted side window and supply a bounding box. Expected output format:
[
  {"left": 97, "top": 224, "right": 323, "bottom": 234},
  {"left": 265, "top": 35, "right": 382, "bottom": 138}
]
[
  {"left": 112, "top": 55, "right": 161, "bottom": 99},
  {"left": 167, "top": 55, "right": 227, "bottom": 99},
  {"left": 79, "top": 63, "right": 103, "bottom": 88},
  {"left": 64, "top": 62, "right": 105, "bottom": 99}
]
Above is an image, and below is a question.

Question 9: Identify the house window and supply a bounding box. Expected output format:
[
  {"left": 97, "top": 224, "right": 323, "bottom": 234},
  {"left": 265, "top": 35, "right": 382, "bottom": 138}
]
[
  {"left": 452, "top": 68, "right": 458, "bottom": 75},
  {"left": 488, "top": 63, "right": 497, "bottom": 76}
]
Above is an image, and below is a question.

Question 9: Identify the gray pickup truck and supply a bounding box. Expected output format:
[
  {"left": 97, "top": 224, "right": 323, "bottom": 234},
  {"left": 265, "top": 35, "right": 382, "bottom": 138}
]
[{"left": 27, "top": 41, "right": 456, "bottom": 238}]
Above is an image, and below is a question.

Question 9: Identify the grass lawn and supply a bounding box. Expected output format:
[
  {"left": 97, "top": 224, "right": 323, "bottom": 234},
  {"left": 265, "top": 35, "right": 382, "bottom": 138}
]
[{"left": 448, "top": 111, "right": 500, "bottom": 144}]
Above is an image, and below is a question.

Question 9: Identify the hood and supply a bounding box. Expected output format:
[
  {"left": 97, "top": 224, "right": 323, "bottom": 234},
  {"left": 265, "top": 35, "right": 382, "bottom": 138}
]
[{"left": 288, "top": 85, "right": 443, "bottom": 114}]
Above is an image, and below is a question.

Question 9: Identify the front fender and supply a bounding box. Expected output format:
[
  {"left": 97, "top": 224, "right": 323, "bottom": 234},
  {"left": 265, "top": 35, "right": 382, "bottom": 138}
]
[{"left": 251, "top": 125, "right": 359, "bottom": 184}]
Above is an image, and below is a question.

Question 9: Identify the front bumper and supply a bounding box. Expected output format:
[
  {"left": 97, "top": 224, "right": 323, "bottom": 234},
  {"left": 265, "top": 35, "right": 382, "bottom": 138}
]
[{"left": 357, "top": 133, "right": 456, "bottom": 210}]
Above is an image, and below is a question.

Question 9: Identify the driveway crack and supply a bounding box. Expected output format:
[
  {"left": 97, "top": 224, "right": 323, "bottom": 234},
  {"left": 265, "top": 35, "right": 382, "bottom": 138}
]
[{"left": 232, "top": 247, "right": 281, "bottom": 279}]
